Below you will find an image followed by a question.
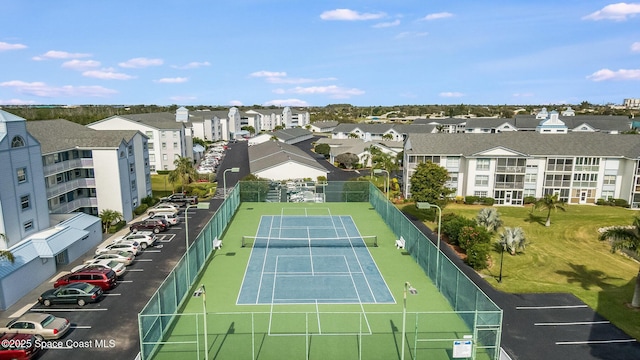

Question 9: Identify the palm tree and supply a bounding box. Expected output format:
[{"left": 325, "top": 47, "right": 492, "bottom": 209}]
[
  {"left": 168, "top": 156, "right": 197, "bottom": 193},
  {"left": 476, "top": 208, "right": 503, "bottom": 232},
  {"left": 599, "top": 216, "right": 640, "bottom": 308},
  {"left": 99, "top": 209, "right": 124, "bottom": 233},
  {"left": 498, "top": 227, "right": 527, "bottom": 255},
  {"left": 0, "top": 233, "right": 15, "bottom": 263},
  {"left": 535, "top": 194, "right": 566, "bottom": 227}
]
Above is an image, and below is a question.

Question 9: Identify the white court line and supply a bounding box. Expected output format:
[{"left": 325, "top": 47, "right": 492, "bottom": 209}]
[
  {"left": 29, "top": 308, "right": 108, "bottom": 312},
  {"left": 9, "top": 302, "right": 38, "bottom": 318},
  {"left": 535, "top": 321, "right": 610, "bottom": 326},
  {"left": 516, "top": 305, "right": 588, "bottom": 310},
  {"left": 556, "top": 339, "right": 636, "bottom": 345}
]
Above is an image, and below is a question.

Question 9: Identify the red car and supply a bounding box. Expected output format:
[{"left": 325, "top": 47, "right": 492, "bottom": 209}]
[
  {"left": 0, "top": 333, "right": 40, "bottom": 360},
  {"left": 54, "top": 267, "right": 117, "bottom": 291},
  {"left": 129, "top": 218, "right": 168, "bottom": 234}
]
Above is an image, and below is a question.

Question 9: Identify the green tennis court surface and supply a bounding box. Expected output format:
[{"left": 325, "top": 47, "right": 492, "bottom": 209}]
[{"left": 148, "top": 202, "right": 495, "bottom": 360}]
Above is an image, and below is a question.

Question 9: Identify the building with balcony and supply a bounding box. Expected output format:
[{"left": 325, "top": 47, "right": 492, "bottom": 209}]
[
  {"left": 26, "top": 119, "right": 151, "bottom": 221},
  {"left": 403, "top": 131, "right": 640, "bottom": 208}
]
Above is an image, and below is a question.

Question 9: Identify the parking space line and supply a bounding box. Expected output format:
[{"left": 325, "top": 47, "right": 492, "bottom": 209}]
[
  {"left": 71, "top": 325, "right": 92, "bottom": 329},
  {"left": 9, "top": 302, "right": 38, "bottom": 318},
  {"left": 556, "top": 339, "right": 636, "bottom": 345},
  {"left": 144, "top": 250, "right": 162, "bottom": 253},
  {"left": 29, "top": 308, "right": 108, "bottom": 312},
  {"left": 103, "top": 293, "right": 122, "bottom": 296},
  {"left": 535, "top": 321, "right": 610, "bottom": 326},
  {"left": 516, "top": 305, "right": 588, "bottom": 310},
  {"left": 128, "top": 269, "right": 144, "bottom": 272},
  {"left": 135, "top": 259, "right": 153, "bottom": 262},
  {"left": 118, "top": 280, "right": 133, "bottom": 283}
]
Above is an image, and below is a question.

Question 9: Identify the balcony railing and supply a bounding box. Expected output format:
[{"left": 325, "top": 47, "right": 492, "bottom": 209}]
[
  {"left": 495, "top": 166, "right": 526, "bottom": 173},
  {"left": 494, "top": 182, "right": 524, "bottom": 189},
  {"left": 46, "top": 178, "right": 96, "bottom": 198},
  {"left": 50, "top": 197, "right": 98, "bottom": 213},
  {"left": 44, "top": 158, "right": 94, "bottom": 174}
]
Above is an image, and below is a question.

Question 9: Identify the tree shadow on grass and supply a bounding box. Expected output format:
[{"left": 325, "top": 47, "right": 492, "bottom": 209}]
[
  {"left": 524, "top": 212, "right": 546, "bottom": 226},
  {"left": 556, "top": 263, "right": 623, "bottom": 290}
]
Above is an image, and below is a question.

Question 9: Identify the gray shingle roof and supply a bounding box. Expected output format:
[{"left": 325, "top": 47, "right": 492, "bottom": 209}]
[
  {"left": 112, "top": 112, "right": 185, "bottom": 129},
  {"left": 406, "top": 132, "right": 640, "bottom": 158},
  {"left": 273, "top": 127, "right": 312, "bottom": 141},
  {"left": 26, "top": 119, "right": 140, "bottom": 154},
  {"left": 248, "top": 140, "right": 327, "bottom": 173}
]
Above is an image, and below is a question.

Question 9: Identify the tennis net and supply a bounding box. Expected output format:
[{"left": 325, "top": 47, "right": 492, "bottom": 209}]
[{"left": 241, "top": 235, "right": 377, "bottom": 248}]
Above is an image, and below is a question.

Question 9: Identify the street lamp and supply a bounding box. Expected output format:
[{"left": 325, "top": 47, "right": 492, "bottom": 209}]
[
  {"left": 373, "top": 169, "right": 389, "bottom": 199},
  {"left": 498, "top": 242, "right": 506, "bottom": 283},
  {"left": 401, "top": 282, "right": 418, "bottom": 360},
  {"left": 193, "top": 284, "right": 208, "bottom": 360},
  {"left": 223, "top": 167, "right": 240, "bottom": 199},
  {"left": 416, "top": 202, "right": 442, "bottom": 288}
]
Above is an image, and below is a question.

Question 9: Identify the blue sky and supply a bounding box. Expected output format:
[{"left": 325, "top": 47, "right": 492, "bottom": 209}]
[{"left": 0, "top": 1, "right": 639, "bottom": 107}]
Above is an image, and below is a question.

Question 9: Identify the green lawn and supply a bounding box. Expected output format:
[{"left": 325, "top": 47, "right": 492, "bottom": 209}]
[
  {"left": 426, "top": 203, "right": 640, "bottom": 340},
  {"left": 150, "top": 174, "right": 216, "bottom": 199}
]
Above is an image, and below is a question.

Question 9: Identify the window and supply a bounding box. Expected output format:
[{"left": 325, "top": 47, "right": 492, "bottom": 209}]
[
  {"left": 476, "top": 158, "right": 490, "bottom": 171},
  {"left": 129, "top": 163, "right": 135, "bottom": 173},
  {"left": 161, "top": 131, "right": 166, "bottom": 138},
  {"left": 173, "top": 142, "right": 178, "bottom": 149},
  {"left": 150, "top": 165, "right": 156, "bottom": 172},
  {"left": 446, "top": 157, "right": 460, "bottom": 168},
  {"left": 23, "top": 220, "right": 33, "bottom": 231},
  {"left": 603, "top": 175, "right": 616, "bottom": 185},
  {"left": 475, "top": 175, "right": 489, "bottom": 186},
  {"left": 11, "top": 136, "right": 25, "bottom": 148},
  {"left": 17, "top": 167, "right": 27, "bottom": 183},
  {"left": 128, "top": 145, "right": 133, "bottom": 156},
  {"left": 174, "top": 154, "right": 180, "bottom": 160},
  {"left": 474, "top": 191, "right": 488, "bottom": 198},
  {"left": 149, "top": 154, "right": 155, "bottom": 162},
  {"left": 173, "top": 131, "right": 178, "bottom": 138},
  {"left": 162, "top": 142, "right": 167, "bottom": 150},
  {"left": 131, "top": 180, "right": 136, "bottom": 191},
  {"left": 601, "top": 190, "right": 614, "bottom": 200},
  {"left": 148, "top": 142, "right": 154, "bottom": 150},
  {"left": 524, "top": 173, "right": 537, "bottom": 183},
  {"left": 145, "top": 131, "right": 153, "bottom": 139},
  {"left": 162, "top": 154, "right": 168, "bottom": 161},
  {"left": 20, "top": 195, "right": 30, "bottom": 210}
]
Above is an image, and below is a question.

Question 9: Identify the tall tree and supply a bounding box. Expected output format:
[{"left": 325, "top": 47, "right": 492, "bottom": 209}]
[
  {"left": 535, "top": 194, "right": 566, "bottom": 227},
  {"left": 99, "top": 209, "right": 124, "bottom": 233},
  {"left": 168, "top": 156, "right": 198, "bottom": 193},
  {"left": 498, "top": 227, "right": 527, "bottom": 255},
  {"left": 599, "top": 216, "right": 640, "bottom": 308},
  {"left": 335, "top": 153, "right": 359, "bottom": 169},
  {"left": 409, "top": 161, "right": 454, "bottom": 208},
  {"left": 476, "top": 208, "right": 503, "bottom": 232},
  {"left": 0, "top": 233, "right": 15, "bottom": 263}
]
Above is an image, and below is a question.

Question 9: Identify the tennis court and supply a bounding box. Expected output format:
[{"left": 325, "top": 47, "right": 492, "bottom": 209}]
[
  {"left": 237, "top": 211, "right": 394, "bottom": 305},
  {"left": 140, "top": 184, "right": 501, "bottom": 360}
]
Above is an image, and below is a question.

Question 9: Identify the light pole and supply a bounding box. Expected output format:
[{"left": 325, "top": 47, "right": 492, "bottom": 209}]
[
  {"left": 373, "top": 169, "right": 389, "bottom": 199},
  {"left": 416, "top": 202, "right": 442, "bottom": 288},
  {"left": 401, "top": 282, "right": 418, "bottom": 360},
  {"left": 223, "top": 167, "right": 240, "bottom": 199},
  {"left": 498, "top": 243, "right": 506, "bottom": 283},
  {"left": 193, "top": 284, "right": 208, "bottom": 360}
]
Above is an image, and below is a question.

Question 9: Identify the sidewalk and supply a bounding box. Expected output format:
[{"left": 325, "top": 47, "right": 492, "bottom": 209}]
[{"left": 0, "top": 223, "right": 135, "bottom": 325}]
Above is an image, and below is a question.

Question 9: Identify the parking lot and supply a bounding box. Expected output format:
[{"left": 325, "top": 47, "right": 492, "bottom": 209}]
[{"left": 0, "top": 203, "right": 215, "bottom": 360}]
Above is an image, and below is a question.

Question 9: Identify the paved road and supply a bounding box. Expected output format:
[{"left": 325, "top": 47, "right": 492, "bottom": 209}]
[{"left": 407, "top": 216, "right": 640, "bottom": 360}]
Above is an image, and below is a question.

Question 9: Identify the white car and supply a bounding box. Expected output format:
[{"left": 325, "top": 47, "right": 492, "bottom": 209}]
[
  {"left": 147, "top": 203, "right": 180, "bottom": 216},
  {"left": 96, "top": 240, "right": 141, "bottom": 256},
  {"left": 113, "top": 232, "right": 156, "bottom": 249},
  {"left": 72, "top": 259, "right": 127, "bottom": 277},
  {"left": 149, "top": 212, "right": 180, "bottom": 226},
  {"left": 91, "top": 251, "right": 135, "bottom": 266}
]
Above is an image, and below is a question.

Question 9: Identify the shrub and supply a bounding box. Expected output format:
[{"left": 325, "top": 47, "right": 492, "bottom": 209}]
[
  {"left": 134, "top": 204, "right": 148, "bottom": 215},
  {"left": 141, "top": 196, "right": 157, "bottom": 207},
  {"left": 465, "top": 243, "right": 491, "bottom": 269},
  {"left": 457, "top": 225, "right": 491, "bottom": 251},
  {"left": 440, "top": 214, "right": 477, "bottom": 246},
  {"left": 482, "top": 197, "right": 495, "bottom": 206},
  {"left": 401, "top": 204, "right": 435, "bottom": 221},
  {"left": 524, "top": 196, "right": 536, "bottom": 205},
  {"left": 156, "top": 170, "right": 170, "bottom": 175},
  {"left": 465, "top": 196, "right": 479, "bottom": 204},
  {"left": 612, "top": 198, "right": 629, "bottom": 208},
  {"left": 108, "top": 220, "right": 126, "bottom": 234}
]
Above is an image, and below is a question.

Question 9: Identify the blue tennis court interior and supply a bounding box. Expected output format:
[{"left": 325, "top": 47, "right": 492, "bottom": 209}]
[{"left": 237, "top": 212, "right": 395, "bottom": 305}]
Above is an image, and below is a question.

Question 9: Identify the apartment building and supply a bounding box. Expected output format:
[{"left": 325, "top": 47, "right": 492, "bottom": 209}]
[{"left": 26, "top": 119, "right": 152, "bottom": 221}]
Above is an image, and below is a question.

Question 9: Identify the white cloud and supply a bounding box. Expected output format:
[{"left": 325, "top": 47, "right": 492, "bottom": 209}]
[
  {"left": 263, "top": 98, "right": 309, "bottom": 107},
  {"left": 118, "top": 57, "right": 164, "bottom": 68},
  {"left": 582, "top": 2, "right": 640, "bottom": 21},
  {"left": 32, "top": 50, "right": 91, "bottom": 61},
  {"left": 632, "top": 42, "right": 640, "bottom": 52},
  {"left": 0, "top": 98, "right": 37, "bottom": 105},
  {"left": 169, "top": 95, "right": 197, "bottom": 102},
  {"left": 172, "top": 61, "right": 211, "bottom": 69},
  {"left": 512, "top": 92, "right": 535, "bottom": 98},
  {"left": 373, "top": 19, "right": 401, "bottom": 28},
  {"left": 0, "top": 42, "right": 27, "bottom": 51},
  {"left": 0, "top": 80, "right": 117, "bottom": 97},
  {"left": 320, "top": 9, "right": 386, "bottom": 21},
  {"left": 250, "top": 71, "right": 287, "bottom": 78},
  {"left": 155, "top": 77, "right": 188, "bottom": 83},
  {"left": 439, "top": 91, "right": 464, "bottom": 98},
  {"left": 229, "top": 100, "right": 244, "bottom": 106},
  {"left": 395, "top": 32, "right": 429, "bottom": 39},
  {"left": 82, "top": 69, "right": 134, "bottom": 80},
  {"left": 266, "top": 76, "right": 337, "bottom": 84},
  {"left": 587, "top": 68, "right": 640, "bottom": 81},
  {"left": 62, "top": 59, "right": 101, "bottom": 70},
  {"left": 422, "top": 12, "right": 454, "bottom": 21},
  {"left": 277, "top": 85, "right": 365, "bottom": 99}
]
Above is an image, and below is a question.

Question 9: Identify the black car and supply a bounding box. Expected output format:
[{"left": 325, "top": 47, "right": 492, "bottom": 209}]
[
  {"left": 129, "top": 218, "right": 168, "bottom": 234},
  {"left": 39, "top": 282, "right": 104, "bottom": 306}
]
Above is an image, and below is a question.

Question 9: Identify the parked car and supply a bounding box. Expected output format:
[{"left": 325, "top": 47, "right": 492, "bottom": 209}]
[
  {"left": 129, "top": 218, "right": 168, "bottom": 234},
  {"left": 95, "top": 240, "right": 141, "bottom": 256},
  {"left": 147, "top": 203, "right": 180, "bottom": 216},
  {"left": 159, "top": 193, "right": 198, "bottom": 206},
  {"left": 113, "top": 232, "right": 156, "bottom": 249},
  {"left": 54, "top": 267, "right": 117, "bottom": 291},
  {"left": 0, "top": 333, "right": 40, "bottom": 360},
  {"left": 0, "top": 313, "right": 70, "bottom": 340},
  {"left": 91, "top": 251, "right": 135, "bottom": 266},
  {"left": 40, "top": 282, "right": 104, "bottom": 307},
  {"left": 149, "top": 212, "right": 180, "bottom": 226},
  {"left": 71, "top": 259, "right": 126, "bottom": 277}
]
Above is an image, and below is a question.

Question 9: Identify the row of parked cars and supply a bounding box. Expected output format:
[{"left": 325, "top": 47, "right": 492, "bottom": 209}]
[{"left": 0, "top": 201, "right": 189, "bottom": 359}]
